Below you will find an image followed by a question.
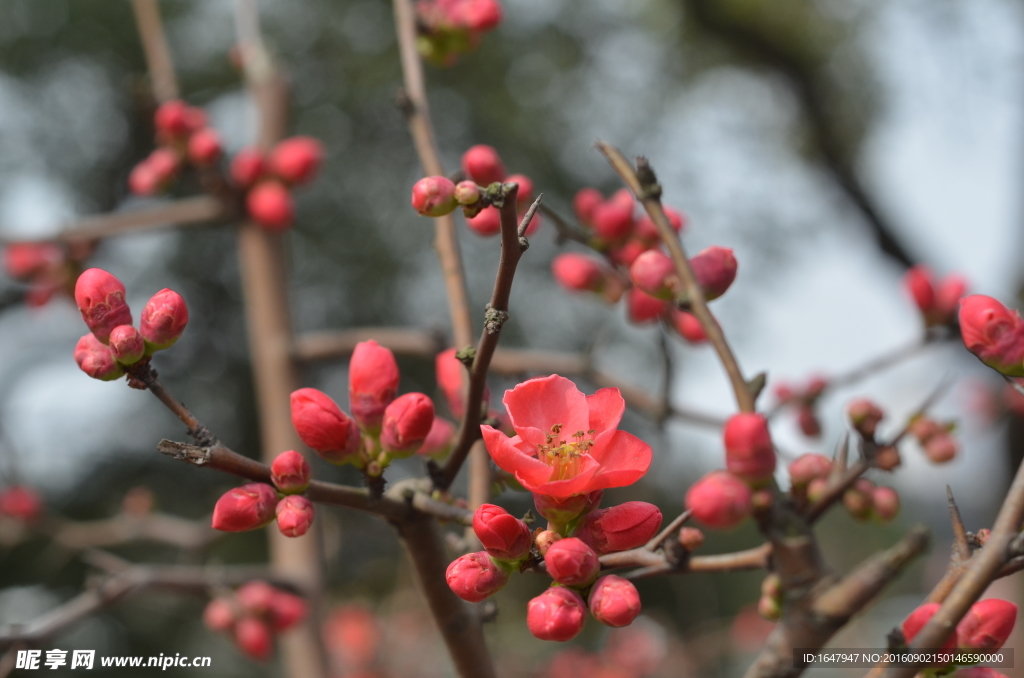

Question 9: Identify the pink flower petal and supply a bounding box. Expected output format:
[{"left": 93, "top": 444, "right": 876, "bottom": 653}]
[
  {"left": 481, "top": 426, "right": 551, "bottom": 488},
  {"left": 586, "top": 388, "right": 625, "bottom": 435},
  {"left": 587, "top": 431, "right": 653, "bottom": 490},
  {"left": 502, "top": 375, "right": 590, "bottom": 438},
  {"left": 529, "top": 457, "right": 601, "bottom": 498}
]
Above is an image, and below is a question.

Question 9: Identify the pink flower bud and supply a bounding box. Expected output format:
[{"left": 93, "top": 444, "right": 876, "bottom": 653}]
[
  {"left": 289, "top": 388, "right": 361, "bottom": 464},
  {"left": 904, "top": 265, "right": 936, "bottom": 314},
  {"left": 154, "top": 100, "right": 202, "bottom": 137},
  {"left": 591, "top": 200, "right": 633, "bottom": 240},
  {"left": 269, "top": 136, "right": 323, "bottom": 185},
  {"left": 875, "top": 445, "right": 901, "bottom": 471},
  {"left": 902, "top": 602, "right": 958, "bottom": 651},
  {"left": 454, "top": 180, "right": 481, "bottom": 205},
  {"left": 959, "top": 599, "right": 1016, "bottom": 650},
  {"left": 129, "top": 161, "right": 160, "bottom": 195},
  {"left": 380, "top": 392, "right": 435, "bottom": 456},
  {"left": 349, "top": 340, "right": 400, "bottom": 431},
  {"left": 504, "top": 173, "right": 533, "bottom": 205},
  {"left": 534, "top": 493, "right": 592, "bottom": 526},
  {"left": 139, "top": 288, "right": 189, "bottom": 352},
  {"left": 411, "top": 176, "right": 458, "bottom": 217},
  {"left": 535, "top": 529, "right": 562, "bottom": 555},
  {"left": 552, "top": 253, "right": 607, "bottom": 293},
  {"left": 270, "top": 450, "right": 311, "bottom": 494},
  {"left": 925, "top": 434, "right": 958, "bottom": 464},
  {"left": 574, "top": 501, "right": 663, "bottom": 555},
  {"left": 247, "top": 181, "right": 294, "bottom": 231},
  {"left": 544, "top": 537, "right": 600, "bottom": 586},
  {"left": 573, "top": 188, "right": 603, "bottom": 226},
  {"left": 212, "top": 483, "right": 279, "bottom": 532},
  {"left": 234, "top": 617, "right": 273, "bottom": 661},
  {"left": 806, "top": 477, "right": 828, "bottom": 503},
  {"left": 74, "top": 333, "right": 125, "bottom": 381},
  {"left": 436, "top": 347, "right": 471, "bottom": 418},
  {"left": 935, "top": 275, "right": 967, "bottom": 320},
  {"left": 797, "top": 405, "right": 822, "bottom": 437},
  {"left": 466, "top": 205, "right": 501, "bottom": 236},
  {"left": 690, "top": 246, "right": 737, "bottom": 301},
  {"left": 634, "top": 208, "right": 685, "bottom": 242},
  {"left": 871, "top": 486, "right": 900, "bottom": 522},
  {"left": 417, "top": 416, "right": 456, "bottom": 460},
  {"left": 473, "top": 504, "right": 532, "bottom": 561},
  {"left": 74, "top": 268, "right": 132, "bottom": 343},
  {"left": 276, "top": 495, "right": 315, "bottom": 538},
  {"left": 959, "top": 295, "right": 1024, "bottom": 377},
  {"left": 0, "top": 486, "right": 42, "bottom": 522},
  {"left": 108, "top": 325, "right": 145, "bottom": 365},
  {"left": 236, "top": 581, "right": 276, "bottom": 615},
  {"left": 724, "top": 413, "right": 776, "bottom": 482},
  {"left": 847, "top": 399, "right": 884, "bottom": 438},
  {"left": 461, "top": 145, "right": 505, "bottom": 185},
  {"left": 679, "top": 526, "right": 704, "bottom": 551},
  {"left": 231, "top": 147, "right": 266, "bottom": 188},
  {"left": 147, "top": 148, "right": 180, "bottom": 185},
  {"left": 203, "top": 597, "right": 235, "bottom": 632},
  {"left": 671, "top": 309, "right": 706, "bottom": 343},
  {"left": 269, "top": 591, "right": 308, "bottom": 632},
  {"left": 843, "top": 479, "right": 874, "bottom": 521},
  {"left": 629, "top": 249, "right": 676, "bottom": 300},
  {"left": 459, "top": 0, "right": 503, "bottom": 31},
  {"left": 788, "top": 453, "right": 832, "bottom": 488},
  {"left": 685, "top": 471, "right": 752, "bottom": 529},
  {"left": 527, "top": 587, "right": 586, "bottom": 642},
  {"left": 3, "top": 243, "right": 62, "bottom": 280},
  {"left": 187, "top": 128, "right": 222, "bottom": 165},
  {"left": 626, "top": 287, "right": 669, "bottom": 324},
  {"left": 609, "top": 238, "right": 648, "bottom": 268},
  {"left": 588, "top": 575, "right": 641, "bottom": 627},
  {"left": 445, "top": 551, "right": 509, "bottom": 602}
]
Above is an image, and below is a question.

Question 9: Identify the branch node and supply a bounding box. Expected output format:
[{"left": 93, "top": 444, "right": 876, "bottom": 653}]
[
  {"left": 455, "top": 346, "right": 477, "bottom": 367},
  {"left": 483, "top": 305, "right": 508, "bottom": 335}
]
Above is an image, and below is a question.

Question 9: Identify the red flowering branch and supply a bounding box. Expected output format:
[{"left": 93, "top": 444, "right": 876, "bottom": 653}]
[{"left": 595, "top": 142, "right": 755, "bottom": 413}]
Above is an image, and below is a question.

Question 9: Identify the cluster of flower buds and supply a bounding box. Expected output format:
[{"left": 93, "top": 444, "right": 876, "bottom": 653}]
[
  {"left": 909, "top": 415, "right": 959, "bottom": 464},
  {"left": 901, "top": 598, "right": 1017, "bottom": 664},
  {"left": 838, "top": 479, "right": 900, "bottom": 522},
  {"left": 2, "top": 242, "right": 81, "bottom": 307},
  {"left": 289, "top": 340, "right": 435, "bottom": 476},
  {"left": 415, "top": 0, "right": 503, "bottom": 66},
  {"left": 904, "top": 265, "right": 968, "bottom": 328},
  {"left": 772, "top": 376, "right": 828, "bottom": 437},
  {"left": 232, "top": 137, "right": 324, "bottom": 232},
  {"left": 129, "top": 100, "right": 220, "bottom": 196},
  {"left": 0, "top": 486, "right": 43, "bottom": 523},
  {"left": 323, "top": 605, "right": 381, "bottom": 674},
  {"left": 72, "top": 269, "right": 189, "bottom": 382},
  {"left": 203, "top": 581, "right": 308, "bottom": 661},
  {"left": 211, "top": 458, "right": 316, "bottom": 539},
  {"left": 685, "top": 414, "right": 777, "bottom": 529},
  {"left": 958, "top": 295, "right": 1024, "bottom": 377}
]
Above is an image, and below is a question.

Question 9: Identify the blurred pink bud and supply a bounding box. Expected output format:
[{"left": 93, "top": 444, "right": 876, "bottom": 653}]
[
  {"left": 634, "top": 208, "right": 685, "bottom": 242},
  {"left": 269, "top": 136, "right": 323, "bottom": 185},
  {"left": 203, "top": 597, "right": 235, "bottom": 632},
  {"left": 454, "top": 180, "right": 481, "bottom": 205},
  {"left": 959, "top": 295, "right": 1024, "bottom": 377},
  {"left": 573, "top": 188, "right": 603, "bottom": 226},
  {"left": 871, "top": 486, "right": 900, "bottom": 522},
  {"left": 129, "top": 161, "right": 160, "bottom": 195},
  {"left": 139, "top": 288, "right": 189, "bottom": 352},
  {"left": 231, "top": 148, "right": 266, "bottom": 188},
  {"left": 269, "top": 591, "right": 308, "bottom": 632},
  {"left": 0, "top": 486, "right": 42, "bottom": 522},
  {"left": 591, "top": 200, "right": 633, "bottom": 240},
  {"left": 247, "top": 181, "right": 294, "bottom": 232},
  {"left": 411, "top": 176, "right": 458, "bottom": 217},
  {"left": 904, "top": 265, "right": 935, "bottom": 314},
  {"left": 108, "top": 325, "right": 145, "bottom": 365},
  {"left": 146, "top": 148, "right": 179, "bottom": 185},
  {"left": 609, "top": 238, "right": 649, "bottom": 268},
  {"left": 154, "top": 100, "right": 202, "bottom": 137},
  {"left": 436, "top": 347, "right": 471, "bottom": 418},
  {"left": 74, "top": 268, "right": 132, "bottom": 343},
  {"left": 925, "top": 433, "right": 958, "bottom": 464},
  {"left": 935, "top": 275, "right": 967, "bottom": 320},
  {"left": 349, "top": 340, "right": 400, "bottom": 431},
  {"left": 323, "top": 605, "right": 381, "bottom": 669},
  {"left": 446, "top": 551, "right": 509, "bottom": 602},
  {"left": 679, "top": 526, "right": 704, "bottom": 551},
  {"left": 506, "top": 173, "right": 533, "bottom": 204},
  {"left": 380, "top": 392, "right": 435, "bottom": 455},
  {"left": 797, "top": 405, "right": 822, "bottom": 437},
  {"left": 212, "top": 483, "right": 279, "bottom": 532},
  {"left": 552, "top": 253, "right": 607, "bottom": 293},
  {"left": 806, "top": 477, "right": 828, "bottom": 503},
  {"left": 610, "top": 188, "right": 633, "bottom": 209},
  {"left": 74, "top": 333, "right": 125, "bottom": 381},
  {"left": 289, "top": 388, "right": 361, "bottom": 464},
  {"left": 473, "top": 504, "right": 532, "bottom": 561},
  {"left": 588, "top": 575, "right": 641, "bottom": 628},
  {"left": 417, "top": 416, "right": 456, "bottom": 460},
  {"left": 466, "top": 205, "right": 501, "bottom": 236},
  {"left": 626, "top": 287, "right": 669, "bottom": 324},
  {"left": 724, "top": 413, "right": 776, "bottom": 482},
  {"left": 461, "top": 145, "right": 505, "bottom": 185},
  {"left": 535, "top": 529, "right": 562, "bottom": 555},
  {"left": 527, "top": 587, "right": 586, "bottom": 642},
  {"left": 236, "top": 581, "right": 276, "bottom": 615},
  {"left": 234, "top": 617, "right": 273, "bottom": 661},
  {"left": 270, "top": 450, "right": 311, "bottom": 494},
  {"left": 671, "top": 309, "right": 706, "bottom": 343},
  {"left": 788, "top": 453, "right": 832, "bottom": 488},
  {"left": 875, "top": 445, "right": 901, "bottom": 471},
  {"left": 276, "top": 495, "right": 314, "bottom": 538},
  {"left": 574, "top": 501, "right": 663, "bottom": 555},
  {"left": 685, "top": 471, "right": 752, "bottom": 529},
  {"left": 843, "top": 479, "right": 874, "bottom": 521},
  {"left": 544, "top": 537, "right": 600, "bottom": 586},
  {"left": 187, "top": 128, "right": 222, "bottom": 165},
  {"left": 629, "top": 249, "right": 676, "bottom": 300},
  {"left": 902, "top": 602, "right": 957, "bottom": 650},
  {"left": 690, "top": 246, "right": 737, "bottom": 301},
  {"left": 847, "top": 399, "right": 884, "bottom": 438},
  {"left": 3, "top": 243, "right": 62, "bottom": 281},
  {"left": 459, "top": 0, "right": 503, "bottom": 31}
]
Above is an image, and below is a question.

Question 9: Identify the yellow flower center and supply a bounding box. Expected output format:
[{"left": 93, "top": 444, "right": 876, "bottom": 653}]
[{"left": 536, "top": 424, "right": 596, "bottom": 481}]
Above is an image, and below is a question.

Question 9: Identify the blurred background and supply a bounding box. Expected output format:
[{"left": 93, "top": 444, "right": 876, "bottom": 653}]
[{"left": 0, "top": 0, "right": 1022, "bottom": 675}]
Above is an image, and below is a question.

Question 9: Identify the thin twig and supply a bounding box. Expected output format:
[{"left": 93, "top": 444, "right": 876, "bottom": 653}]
[{"left": 131, "top": 0, "right": 179, "bottom": 102}]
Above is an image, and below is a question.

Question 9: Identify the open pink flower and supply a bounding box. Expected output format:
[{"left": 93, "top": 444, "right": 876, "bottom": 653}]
[{"left": 481, "top": 375, "right": 652, "bottom": 498}]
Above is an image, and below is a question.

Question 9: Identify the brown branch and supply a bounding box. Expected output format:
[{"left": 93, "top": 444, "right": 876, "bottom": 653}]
[
  {"left": 599, "top": 543, "right": 772, "bottom": 579},
  {"left": 130, "top": 0, "right": 179, "bottom": 103},
  {"left": 596, "top": 142, "right": 754, "bottom": 413},
  {"left": 47, "top": 513, "right": 218, "bottom": 552}
]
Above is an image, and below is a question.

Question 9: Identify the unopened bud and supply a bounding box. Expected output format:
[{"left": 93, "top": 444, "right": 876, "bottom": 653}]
[
  {"left": 629, "top": 249, "right": 676, "bottom": 300},
  {"left": 154, "top": 100, "right": 203, "bottom": 137},
  {"left": 848, "top": 399, "right": 884, "bottom": 438},
  {"left": 724, "top": 413, "right": 776, "bottom": 482},
  {"left": 461, "top": 145, "right": 505, "bottom": 186},
  {"left": 270, "top": 450, "right": 311, "bottom": 494},
  {"left": 349, "top": 340, "right": 400, "bottom": 431},
  {"left": 935, "top": 275, "right": 967, "bottom": 322},
  {"left": 417, "top": 416, "right": 456, "bottom": 460},
  {"left": 902, "top": 602, "right": 958, "bottom": 651},
  {"left": 588, "top": 575, "right": 641, "bottom": 628},
  {"left": 959, "top": 295, "right": 1024, "bottom": 377},
  {"left": 924, "top": 434, "right": 958, "bottom": 464},
  {"left": 473, "top": 504, "right": 532, "bottom": 561},
  {"left": 234, "top": 617, "right": 273, "bottom": 661},
  {"left": 751, "top": 489, "right": 773, "bottom": 511},
  {"left": 203, "top": 597, "right": 235, "bottom": 632},
  {"left": 108, "top": 325, "right": 145, "bottom": 365},
  {"left": 626, "top": 287, "right": 669, "bottom": 325},
  {"left": 269, "top": 136, "right": 324, "bottom": 185},
  {"left": 535, "top": 529, "right": 562, "bottom": 555},
  {"left": 74, "top": 333, "right": 124, "bottom": 381},
  {"left": 552, "top": 253, "right": 608, "bottom": 294},
  {"left": 187, "top": 128, "right": 222, "bottom": 166},
  {"left": 904, "top": 265, "right": 936, "bottom": 314},
  {"left": 128, "top": 161, "right": 160, "bottom": 196},
  {"left": 0, "top": 486, "right": 42, "bottom": 522},
  {"left": 212, "top": 483, "right": 279, "bottom": 532},
  {"left": 843, "top": 479, "right": 875, "bottom": 521},
  {"left": 527, "top": 586, "right": 586, "bottom": 642},
  {"left": 466, "top": 206, "right": 501, "bottom": 236},
  {"left": 875, "top": 445, "right": 901, "bottom": 470},
  {"left": 573, "top": 188, "right": 603, "bottom": 226},
  {"left": 506, "top": 173, "right": 534, "bottom": 204},
  {"left": 591, "top": 200, "right": 633, "bottom": 240},
  {"left": 269, "top": 591, "right": 308, "bottom": 632},
  {"left": 458, "top": 0, "right": 503, "bottom": 30},
  {"left": 146, "top": 148, "right": 179, "bottom": 185},
  {"left": 573, "top": 501, "right": 663, "bottom": 555},
  {"left": 544, "top": 537, "right": 600, "bottom": 586},
  {"left": 276, "top": 495, "right": 315, "bottom": 538},
  {"left": 236, "top": 581, "right": 277, "bottom": 615},
  {"left": 788, "top": 454, "right": 832, "bottom": 489},
  {"left": 871, "top": 486, "right": 900, "bottom": 522},
  {"left": 454, "top": 180, "right": 481, "bottom": 205},
  {"left": 231, "top": 148, "right": 266, "bottom": 188},
  {"left": 289, "top": 388, "right": 361, "bottom": 464},
  {"left": 3, "top": 243, "right": 62, "bottom": 281},
  {"left": 690, "top": 246, "right": 737, "bottom": 301},
  {"left": 139, "top": 288, "right": 189, "bottom": 352},
  {"left": 380, "top": 393, "right": 435, "bottom": 457},
  {"left": 411, "top": 176, "right": 458, "bottom": 217},
  {"left": 957, "top": 599, "right": 1017, "bottom": 650},
  {"left": 74, "top": 268, "right": 132, "bottom": 343},
  {"left": 247, "top": 181, "right": 295, "bottom": 231},
  {"left": 446, "top": 551, "right": 509, "bottom": 602},
  {"left": 671, "top": 309, "right": 706, "bottom": 343},
  {"left": 797, "top": 406, "right": 822, "bottom": 437},
  {"left": 685, "top": 471, "right": 752, "bottom": 529},
  {"left": 679, "top": 527, "right": 704, "bottom": 551},
  {"left": 634, "top": 208, "right": 685, "bottom": 242}
]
